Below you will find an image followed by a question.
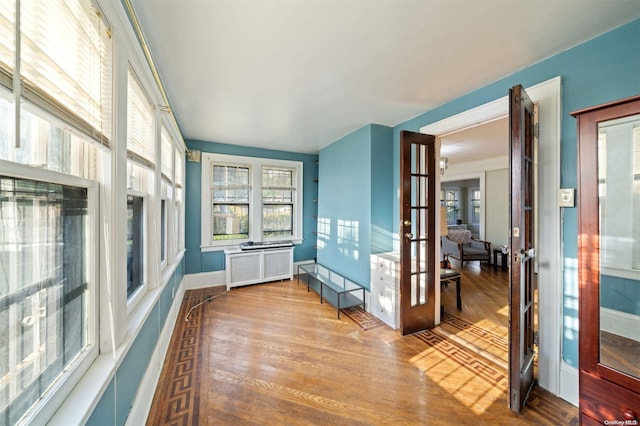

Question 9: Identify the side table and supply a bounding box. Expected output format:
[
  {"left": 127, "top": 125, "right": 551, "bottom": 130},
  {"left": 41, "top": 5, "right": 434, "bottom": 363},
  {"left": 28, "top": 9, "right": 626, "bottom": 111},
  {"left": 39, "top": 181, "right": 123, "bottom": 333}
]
[
  {"left": 440, "top": 268, "right": 461, "bottom": 311},
  {"left": 493, "top": 248, "right": 508, "bottom": 271}
]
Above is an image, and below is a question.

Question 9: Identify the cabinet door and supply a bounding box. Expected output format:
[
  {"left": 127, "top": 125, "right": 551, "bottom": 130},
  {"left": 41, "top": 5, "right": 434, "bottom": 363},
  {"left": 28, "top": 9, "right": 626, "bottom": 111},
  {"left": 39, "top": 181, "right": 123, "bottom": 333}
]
[{"left": 574, "top": 95, "right": 640, "bottom": 420}]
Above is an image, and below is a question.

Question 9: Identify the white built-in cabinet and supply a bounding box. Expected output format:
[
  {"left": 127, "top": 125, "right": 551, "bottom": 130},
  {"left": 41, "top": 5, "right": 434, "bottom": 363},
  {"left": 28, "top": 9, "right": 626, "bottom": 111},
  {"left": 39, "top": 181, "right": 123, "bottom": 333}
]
[
  {"left": 370, "top": 252, "right": 400, "bottom": 329},
  {"left": 224, "top": 247, "right": 294, "bottom": 290}
]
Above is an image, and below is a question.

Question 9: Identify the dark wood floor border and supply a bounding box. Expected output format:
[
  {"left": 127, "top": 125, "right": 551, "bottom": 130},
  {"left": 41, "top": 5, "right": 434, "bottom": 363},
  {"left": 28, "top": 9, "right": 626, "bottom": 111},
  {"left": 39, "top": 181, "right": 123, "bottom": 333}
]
[{"left": 147, "top": 290, "right": 210, "bottom": 426}]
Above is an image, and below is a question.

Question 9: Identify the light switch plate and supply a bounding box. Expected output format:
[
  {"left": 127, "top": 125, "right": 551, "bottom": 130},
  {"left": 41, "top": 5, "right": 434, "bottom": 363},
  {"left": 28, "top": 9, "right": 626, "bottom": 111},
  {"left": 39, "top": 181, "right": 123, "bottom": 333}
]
[{"left": 558, "top": 188, "right": 575, "bottom": 207}]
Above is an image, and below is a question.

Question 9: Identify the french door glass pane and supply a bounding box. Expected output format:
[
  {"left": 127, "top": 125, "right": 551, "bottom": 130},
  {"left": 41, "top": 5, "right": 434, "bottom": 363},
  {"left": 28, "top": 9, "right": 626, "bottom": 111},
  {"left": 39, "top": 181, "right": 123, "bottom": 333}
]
[{"left": 597, "top": 113, "right": 640, "bottom": 380}]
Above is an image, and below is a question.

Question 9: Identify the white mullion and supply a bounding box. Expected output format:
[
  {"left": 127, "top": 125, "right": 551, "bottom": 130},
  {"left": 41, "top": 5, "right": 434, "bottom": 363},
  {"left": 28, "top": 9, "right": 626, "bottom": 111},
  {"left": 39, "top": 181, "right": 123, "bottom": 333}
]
[
  {"left": 9, "top": 301, "right": 18, "bottom": 400},
  {"left": 31, "top": 291, "right": 41, "bottom": 381}
]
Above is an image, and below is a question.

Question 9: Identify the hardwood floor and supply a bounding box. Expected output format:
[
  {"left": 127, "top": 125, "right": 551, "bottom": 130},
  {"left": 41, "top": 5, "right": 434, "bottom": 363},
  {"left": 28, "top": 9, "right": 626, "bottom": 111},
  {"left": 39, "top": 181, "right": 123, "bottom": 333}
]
[{"left": 148, "top": 265, "right": 577, "bottom": 425}]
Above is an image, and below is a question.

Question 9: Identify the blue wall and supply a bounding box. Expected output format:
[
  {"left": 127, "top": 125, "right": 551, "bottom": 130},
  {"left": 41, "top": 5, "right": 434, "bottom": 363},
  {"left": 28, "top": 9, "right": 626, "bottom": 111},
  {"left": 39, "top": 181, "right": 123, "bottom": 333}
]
[
  {"left": 184, "top": 139, "right": 319, "bottom": 274},
  {"left": 317, "top": 124, "right": 394, "bottom": 288},
  {"left": 370, "top": 125, "right": 394, "bottom": 254},
  {"left": 87, "top": 258, "right": 185, "bottom": 425},
  {"left": 390, "top": 19, "right": 640, "bottom": 366},
  {"left": 602, "top": 275, "right": 640, "bottom": 316}
]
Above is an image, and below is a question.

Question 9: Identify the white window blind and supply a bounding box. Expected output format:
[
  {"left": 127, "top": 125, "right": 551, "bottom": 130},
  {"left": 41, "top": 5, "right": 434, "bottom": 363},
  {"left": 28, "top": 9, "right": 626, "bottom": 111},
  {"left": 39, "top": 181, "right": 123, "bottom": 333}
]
[
  {"left": 160, "top": 124, "right": 173, "bottom": 181},
  {"left": 127, "top": 69, "right": 154, "bottom": 168},
  {"left": 175, "top": 147, "right": 184, "bottom": 187},
  {"left": 0, "top": 0, "right": 14, "bottom": 89},
  {"left": 633, "top": 125, "right": 640, "bottom": 181},
  {"left": 20, "top": 0, "right": 112, "bottom": 145}
]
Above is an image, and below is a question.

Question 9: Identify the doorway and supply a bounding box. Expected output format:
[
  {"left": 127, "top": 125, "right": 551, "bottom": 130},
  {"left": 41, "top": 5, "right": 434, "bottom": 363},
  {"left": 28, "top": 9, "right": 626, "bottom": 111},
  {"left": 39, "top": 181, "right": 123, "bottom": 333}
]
[{"left": 419, "top": 77, "right": 572, "bottom": 404}]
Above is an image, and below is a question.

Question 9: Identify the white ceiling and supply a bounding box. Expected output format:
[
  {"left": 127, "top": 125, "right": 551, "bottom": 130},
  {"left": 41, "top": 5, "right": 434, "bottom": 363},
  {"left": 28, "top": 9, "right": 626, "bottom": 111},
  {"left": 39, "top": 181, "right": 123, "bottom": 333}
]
[
  {"left": 440, "top": 117, "right": 508, "bottom": 166},
  {"left": 130, "top": 0, "right": 640, "bottom": 154}
]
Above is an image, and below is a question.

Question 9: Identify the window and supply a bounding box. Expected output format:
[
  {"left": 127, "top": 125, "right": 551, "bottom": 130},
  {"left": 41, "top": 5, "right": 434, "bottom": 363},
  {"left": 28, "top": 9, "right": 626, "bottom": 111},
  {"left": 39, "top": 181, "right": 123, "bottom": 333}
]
[
  {"left": 201, "top": 153, "right": 303, "bottom": 249},
  {"left": 441, "top": 189, "right": 460, "bottom": 225},
  {"left": 127, "top": 69, "right": 155, "bottom": 167},
  {"left": 212, "top": 164, "right": 250, "bottom": 241},
  {"left": 127, "top": 195, "right": 144, "bottom": 298},
  {"left": 175, "top": 148, "right": 184, "bottom": 254},
  {"left": 126, "top": 69, "right": 153, "bottom": 300},
  {"left": 0, "top": 0, "right": 112, "bottom": 146},
  {"left": 0, "top": 171, "right": 97, "bottom": 425},
  {"left": 0, "top": 1, "right": 110, "bottom": 422},
  {"left": 470, "top": 189, "right": 481, "bottom": 224},
  {"left": 160, "top": 199, "right": 167, "bottom": 263},
  {"left": 160, "top": 125, "right": 174, "bottom": 182},
  {"left": 262, "top": 167, "right": 295, "bottom": 237}
]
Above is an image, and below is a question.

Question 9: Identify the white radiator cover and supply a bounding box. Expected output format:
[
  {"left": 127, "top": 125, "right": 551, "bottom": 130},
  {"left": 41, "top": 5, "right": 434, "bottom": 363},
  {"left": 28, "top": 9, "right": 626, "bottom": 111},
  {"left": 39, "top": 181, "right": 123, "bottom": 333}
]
[{"left": 224, "top": 247, "right": 294, "bottom": 290}]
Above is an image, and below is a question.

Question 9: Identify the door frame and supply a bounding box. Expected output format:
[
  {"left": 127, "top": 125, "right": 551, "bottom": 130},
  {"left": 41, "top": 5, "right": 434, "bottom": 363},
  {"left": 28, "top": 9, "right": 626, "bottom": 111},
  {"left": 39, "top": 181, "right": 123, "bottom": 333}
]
[{"left": 419, "top": 77, "right": 576, "bottom": 404}]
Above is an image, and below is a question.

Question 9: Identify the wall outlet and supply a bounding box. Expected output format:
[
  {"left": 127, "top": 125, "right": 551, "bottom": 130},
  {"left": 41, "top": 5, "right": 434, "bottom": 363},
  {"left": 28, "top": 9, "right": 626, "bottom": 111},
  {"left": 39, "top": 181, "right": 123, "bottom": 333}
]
[{"left": 558, "top": 188, "right": 575, "bottom": 207}]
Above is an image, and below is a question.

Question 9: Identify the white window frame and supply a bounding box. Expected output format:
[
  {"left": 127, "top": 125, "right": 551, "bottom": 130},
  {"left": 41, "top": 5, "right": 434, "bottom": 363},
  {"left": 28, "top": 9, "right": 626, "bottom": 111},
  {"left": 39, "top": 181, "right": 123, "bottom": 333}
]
[
  {"left": 0, "top": 159, "right": 99, "bottom": 426},
  {"left": 469, "top": 187, "right": 481, "bottom": 224},
  {"left": 160, "top": 197, "right": 168, "bottom": 267},
  {"left": 201, "top": 153, "right": 303, "bottom": 250}
]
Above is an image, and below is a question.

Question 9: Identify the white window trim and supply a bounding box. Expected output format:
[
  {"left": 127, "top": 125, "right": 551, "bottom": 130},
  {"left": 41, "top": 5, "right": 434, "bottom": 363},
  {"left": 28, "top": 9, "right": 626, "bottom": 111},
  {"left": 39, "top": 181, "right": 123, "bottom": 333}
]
[
  {"left": 469, "top": 186, "right": 480, "bottom": 224},
  {"left": 160, "top": 197, "right": 168, "bottom": 269},
  {"left": 0, "top": 159, "right": 99, "bottom": 426},
  {"left": 201, "top": 153, "right": 303, "bottom": 251}
]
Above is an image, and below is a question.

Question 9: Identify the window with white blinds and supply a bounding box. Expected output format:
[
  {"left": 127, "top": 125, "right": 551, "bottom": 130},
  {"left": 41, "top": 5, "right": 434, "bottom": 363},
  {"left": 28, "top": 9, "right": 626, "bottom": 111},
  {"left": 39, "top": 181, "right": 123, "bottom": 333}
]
[
  {"left": 0, "top": 0, "right": 113, "bottom": 145},
  {"left": 127, "top": 69, "right": 155, "bottom": 168},
  {"left": 0, "top": 0, "right": 14, "bottom": 88},
  {"left": 161, "top": 124, "right": 174, "bottom": 181},
  {"left": 175, "top": 147, "right": 184, "bottom": 188}
]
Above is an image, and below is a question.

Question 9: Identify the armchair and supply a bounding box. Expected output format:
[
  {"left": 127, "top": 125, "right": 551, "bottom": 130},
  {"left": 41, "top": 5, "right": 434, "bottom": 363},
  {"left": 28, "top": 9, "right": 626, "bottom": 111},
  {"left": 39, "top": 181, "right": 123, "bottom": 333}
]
[{"left": 441, "top": 229, "right": 492, "bottom": 268}]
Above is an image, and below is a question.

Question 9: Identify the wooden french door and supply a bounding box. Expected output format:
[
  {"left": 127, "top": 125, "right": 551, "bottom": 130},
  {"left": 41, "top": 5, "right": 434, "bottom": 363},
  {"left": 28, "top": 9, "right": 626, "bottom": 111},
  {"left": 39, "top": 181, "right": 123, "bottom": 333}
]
[
  {"left": 399, "top": 131, "right": 436, "bottom": 335},
  {"left": 508, "top": 84, "right": 537, "bottom": 413}
]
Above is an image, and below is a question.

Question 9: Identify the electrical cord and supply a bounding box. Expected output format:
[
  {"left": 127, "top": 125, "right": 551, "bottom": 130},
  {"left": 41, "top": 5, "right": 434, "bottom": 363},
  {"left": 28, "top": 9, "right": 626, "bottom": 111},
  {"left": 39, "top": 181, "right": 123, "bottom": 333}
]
[{"left": 185, "top": 289, "right": 229, "bottom": 322}]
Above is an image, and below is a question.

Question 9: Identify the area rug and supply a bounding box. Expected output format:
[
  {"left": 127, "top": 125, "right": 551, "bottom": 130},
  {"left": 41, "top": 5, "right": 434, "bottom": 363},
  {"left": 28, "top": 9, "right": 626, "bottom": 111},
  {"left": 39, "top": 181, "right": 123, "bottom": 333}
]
[{"left": 341, "top": 306, "right": 385, "bottom": 330}]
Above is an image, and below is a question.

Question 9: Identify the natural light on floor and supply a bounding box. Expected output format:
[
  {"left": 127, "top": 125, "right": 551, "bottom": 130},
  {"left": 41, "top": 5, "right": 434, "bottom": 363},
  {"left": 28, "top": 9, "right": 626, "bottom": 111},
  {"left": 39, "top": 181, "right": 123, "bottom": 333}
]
[{"left": 409, "top": 337, "right": 506, "bottom": 415}]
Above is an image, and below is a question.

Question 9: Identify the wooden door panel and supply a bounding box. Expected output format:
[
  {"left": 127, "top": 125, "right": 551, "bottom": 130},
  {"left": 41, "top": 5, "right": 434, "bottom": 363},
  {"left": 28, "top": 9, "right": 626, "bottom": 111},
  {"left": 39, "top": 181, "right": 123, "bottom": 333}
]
[
  {"left": 509, "top": 84, "right": 536, "bottom": 413},
  {"left": 400, "top": 131, "right": 436, "bottom": 335}
]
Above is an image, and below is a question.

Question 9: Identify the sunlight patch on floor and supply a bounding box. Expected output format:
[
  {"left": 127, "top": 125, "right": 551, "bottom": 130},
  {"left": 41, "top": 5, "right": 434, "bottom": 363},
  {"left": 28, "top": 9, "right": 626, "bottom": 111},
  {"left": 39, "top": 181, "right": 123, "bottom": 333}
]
[
  {"left": 409, "top": 341, "right": 506, "bottom": 415},
  {"left": 496, "top": 305, "right": 509, "bottom": 318}
]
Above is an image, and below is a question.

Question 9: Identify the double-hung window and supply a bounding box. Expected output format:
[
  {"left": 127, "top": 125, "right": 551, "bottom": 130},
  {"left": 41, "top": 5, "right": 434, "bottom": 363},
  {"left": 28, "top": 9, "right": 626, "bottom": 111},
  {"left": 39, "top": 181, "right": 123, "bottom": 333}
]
[
  {"left": 0, "top": 1, "right": 110, "bottom": 423},
  {"left": 212, "top": 164, "right": 251, "bottom": 241},
  {"left": 441, "top": 189, "right": 460, "bottom": 225},
  {"left": 262, "top": 167, "right": 295, "bottom": 237},
  {"left": 201, "top": 153, "right": 303, "bottom": 249},
  {"left": 175, "top": 147, "right": 184, "bottom": 254},
  {"left": 126, "top": 68, "right": 154, "bottom": 303}
]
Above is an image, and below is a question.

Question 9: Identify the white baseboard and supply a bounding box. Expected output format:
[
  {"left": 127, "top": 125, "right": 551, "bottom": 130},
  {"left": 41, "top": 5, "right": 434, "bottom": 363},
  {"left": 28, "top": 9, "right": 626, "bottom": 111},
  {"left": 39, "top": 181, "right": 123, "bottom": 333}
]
[
  {"left": 600, "top": 307, "right": 640, "bottom": 341},
  {"left": 184, "top": 270, "right": 226, "bottom": 289},
  {"left": 559, "top": 362, "right": 579, "bottom": 407},
  {"left": 125, "top": 281, "right": 185, "bottom": 426}
]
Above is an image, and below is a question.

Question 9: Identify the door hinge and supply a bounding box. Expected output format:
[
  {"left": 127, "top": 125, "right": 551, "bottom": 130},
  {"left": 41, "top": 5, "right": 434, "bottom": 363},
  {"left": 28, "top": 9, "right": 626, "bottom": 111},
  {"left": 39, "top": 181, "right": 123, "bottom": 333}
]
[
  {"left": 534, "top": 122, "right": 540, "bottom": 139},
  {"left": 534, "top": 330, "right": 539, "bottom": 346}
]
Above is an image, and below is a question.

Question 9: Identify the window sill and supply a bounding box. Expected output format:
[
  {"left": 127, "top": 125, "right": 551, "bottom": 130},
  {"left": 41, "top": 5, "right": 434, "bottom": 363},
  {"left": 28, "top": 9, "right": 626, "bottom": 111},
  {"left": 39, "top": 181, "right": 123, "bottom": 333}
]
[
  {"left": 201, "top": 238, "right": 302, "bottom": 252},
  {"left": 601, "top": 266, "right": 640, "bottom": 281}
]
